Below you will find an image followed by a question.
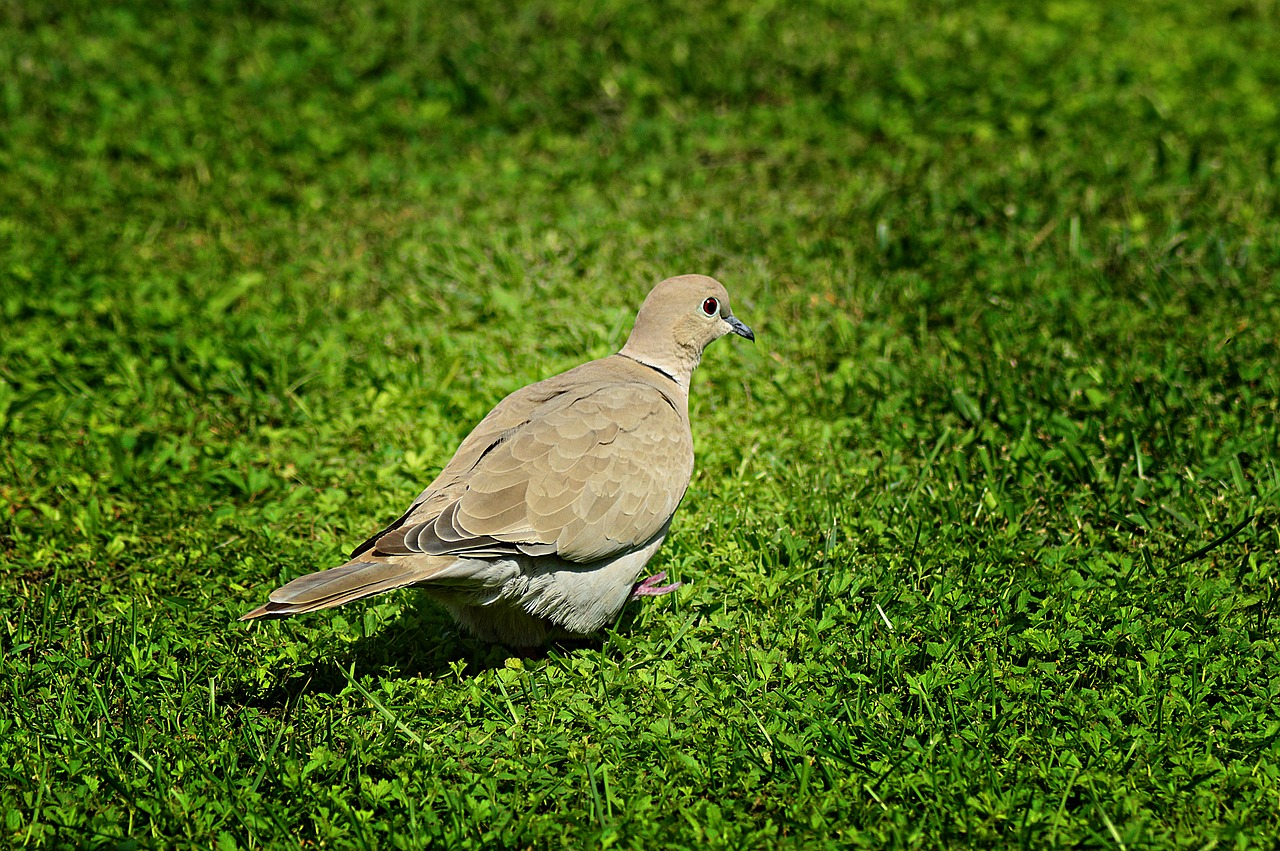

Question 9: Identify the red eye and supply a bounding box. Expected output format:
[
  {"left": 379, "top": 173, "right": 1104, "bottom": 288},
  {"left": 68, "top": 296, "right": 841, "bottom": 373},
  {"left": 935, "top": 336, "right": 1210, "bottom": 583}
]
[{"left": 701, "top": 297, "right": 719, "bottom": 317}]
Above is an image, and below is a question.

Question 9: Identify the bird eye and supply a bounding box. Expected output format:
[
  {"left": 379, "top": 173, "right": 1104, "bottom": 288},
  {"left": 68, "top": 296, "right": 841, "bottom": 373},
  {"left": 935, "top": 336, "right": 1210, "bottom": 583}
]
[{"left": 701, "top": 297, "right": 719, "bottom": 317}]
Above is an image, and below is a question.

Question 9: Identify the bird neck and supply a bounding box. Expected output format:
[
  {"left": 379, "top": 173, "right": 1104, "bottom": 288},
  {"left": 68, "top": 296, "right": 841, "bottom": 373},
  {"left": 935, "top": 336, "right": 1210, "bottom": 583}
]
[{"left": 617, "top": 342, "right": 699, "bottom": 389}]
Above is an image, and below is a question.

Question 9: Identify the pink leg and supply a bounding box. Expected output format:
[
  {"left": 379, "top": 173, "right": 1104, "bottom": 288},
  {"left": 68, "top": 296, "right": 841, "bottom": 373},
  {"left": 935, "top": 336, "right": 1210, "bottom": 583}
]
[{"left": 630, "top": 571, "right": 682, "bottom": 599}]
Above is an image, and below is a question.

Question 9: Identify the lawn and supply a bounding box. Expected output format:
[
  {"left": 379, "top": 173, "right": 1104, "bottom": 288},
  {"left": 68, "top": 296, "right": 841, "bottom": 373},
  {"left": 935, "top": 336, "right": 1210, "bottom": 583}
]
[{"left": 2, "top": 0, "right": 1279, "bottom": 847}]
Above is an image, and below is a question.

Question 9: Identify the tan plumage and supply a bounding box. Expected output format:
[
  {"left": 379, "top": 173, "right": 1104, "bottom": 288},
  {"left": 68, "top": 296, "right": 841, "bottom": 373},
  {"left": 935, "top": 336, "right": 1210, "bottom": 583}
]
[{"left": 240, "top": 274, "right": 754, "bottom": 646}]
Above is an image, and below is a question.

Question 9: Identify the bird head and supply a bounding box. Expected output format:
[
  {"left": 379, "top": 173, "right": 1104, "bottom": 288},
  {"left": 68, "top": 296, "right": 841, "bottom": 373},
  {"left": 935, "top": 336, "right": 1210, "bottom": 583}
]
[{"left": 619, "top": 274, "right": 754, "bottom": 386}]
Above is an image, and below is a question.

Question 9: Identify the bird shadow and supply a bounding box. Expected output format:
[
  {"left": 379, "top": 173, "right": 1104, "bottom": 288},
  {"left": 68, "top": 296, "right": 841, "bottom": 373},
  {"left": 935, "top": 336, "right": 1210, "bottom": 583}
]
[{"left": 232, "top": 595, "right": 629, "bottom": 712}]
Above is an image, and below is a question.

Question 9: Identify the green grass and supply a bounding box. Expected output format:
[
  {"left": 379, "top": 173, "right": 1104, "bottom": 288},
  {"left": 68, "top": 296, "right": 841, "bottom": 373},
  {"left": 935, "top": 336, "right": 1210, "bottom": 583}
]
[{"left": 3, "top": 0, "right": 1280, "bottom": 846}]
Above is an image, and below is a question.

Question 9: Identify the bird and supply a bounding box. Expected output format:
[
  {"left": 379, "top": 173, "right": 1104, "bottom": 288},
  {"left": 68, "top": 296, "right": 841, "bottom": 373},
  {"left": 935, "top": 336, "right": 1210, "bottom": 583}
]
[{"left": 240, "top": 274, "right": 754, "bottom": 646}]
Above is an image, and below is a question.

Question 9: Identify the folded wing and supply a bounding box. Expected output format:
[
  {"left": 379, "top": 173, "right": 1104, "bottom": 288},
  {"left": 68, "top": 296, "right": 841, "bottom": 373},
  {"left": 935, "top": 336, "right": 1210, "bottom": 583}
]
[{"left": 371, "top": 381, "right": 693, "bottom": 564}]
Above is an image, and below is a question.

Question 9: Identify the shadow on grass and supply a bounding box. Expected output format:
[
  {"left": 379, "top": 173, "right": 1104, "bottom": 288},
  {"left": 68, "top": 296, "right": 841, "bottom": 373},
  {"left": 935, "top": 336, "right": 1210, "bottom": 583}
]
[{"left": 231, "top": 594, "right": 627, "bottom": 711}]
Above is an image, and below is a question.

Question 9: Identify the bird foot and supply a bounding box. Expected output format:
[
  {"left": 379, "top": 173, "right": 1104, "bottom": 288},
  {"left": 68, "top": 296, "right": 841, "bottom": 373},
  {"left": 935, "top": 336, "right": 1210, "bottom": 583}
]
[{"left": 630, "top": 571, "right": 682, "bottom": 599}]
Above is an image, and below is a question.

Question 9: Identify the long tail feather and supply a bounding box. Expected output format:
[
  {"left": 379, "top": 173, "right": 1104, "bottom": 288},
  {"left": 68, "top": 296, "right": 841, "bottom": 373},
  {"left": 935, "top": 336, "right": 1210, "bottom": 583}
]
[{"left": 239, "top": 558, "right": 442, "bottom": 621}]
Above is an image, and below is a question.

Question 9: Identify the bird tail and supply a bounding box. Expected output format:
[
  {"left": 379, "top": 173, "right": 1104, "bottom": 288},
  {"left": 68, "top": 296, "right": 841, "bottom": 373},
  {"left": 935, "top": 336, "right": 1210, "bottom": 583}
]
[{"left": 239, "top": 557, "right": 444, "bottom": 620}]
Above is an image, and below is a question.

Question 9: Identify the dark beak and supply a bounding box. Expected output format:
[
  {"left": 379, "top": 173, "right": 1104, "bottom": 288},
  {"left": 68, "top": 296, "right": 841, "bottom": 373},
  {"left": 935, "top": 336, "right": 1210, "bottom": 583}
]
[{"left": 726, "top": 315, "right": 755, "bottom": 342}]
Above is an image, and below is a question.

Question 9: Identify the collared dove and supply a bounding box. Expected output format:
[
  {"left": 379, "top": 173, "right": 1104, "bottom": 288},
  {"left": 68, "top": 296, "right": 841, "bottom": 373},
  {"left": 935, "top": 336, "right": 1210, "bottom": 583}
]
[{"left": 241, "top": 274, "right": 754, "bottom": 646}]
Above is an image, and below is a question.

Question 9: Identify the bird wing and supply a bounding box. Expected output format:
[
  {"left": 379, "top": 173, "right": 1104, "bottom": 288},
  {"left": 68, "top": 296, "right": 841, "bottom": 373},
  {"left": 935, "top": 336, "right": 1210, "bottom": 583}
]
[{"left": 370, "top": 379, "right": 693, "bottom": 564}]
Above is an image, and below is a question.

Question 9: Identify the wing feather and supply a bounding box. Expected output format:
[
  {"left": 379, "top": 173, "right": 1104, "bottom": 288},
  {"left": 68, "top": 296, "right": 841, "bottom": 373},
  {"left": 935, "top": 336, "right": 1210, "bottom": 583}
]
[{"left": 370, "top": 373, "right": 692, "bottom": 564}]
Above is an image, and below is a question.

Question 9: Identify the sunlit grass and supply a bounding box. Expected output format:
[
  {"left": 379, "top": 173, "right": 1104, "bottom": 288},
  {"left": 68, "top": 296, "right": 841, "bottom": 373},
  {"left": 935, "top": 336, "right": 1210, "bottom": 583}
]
[{"left": 2, "top": 0, "right": 1279, "bottom": 847}]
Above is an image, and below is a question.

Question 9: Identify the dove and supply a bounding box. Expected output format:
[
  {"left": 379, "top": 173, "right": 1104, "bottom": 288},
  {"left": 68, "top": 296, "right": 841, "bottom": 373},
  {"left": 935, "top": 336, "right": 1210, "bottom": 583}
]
[{"left": 240, "top": 274, "right": 754, "bottom": 646}]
